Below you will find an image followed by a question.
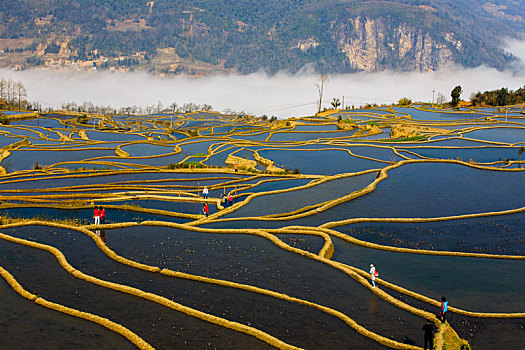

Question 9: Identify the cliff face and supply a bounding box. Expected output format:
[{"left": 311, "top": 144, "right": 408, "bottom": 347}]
[{"left": 333, "top": 17, "right": 459, "bottom": 71}]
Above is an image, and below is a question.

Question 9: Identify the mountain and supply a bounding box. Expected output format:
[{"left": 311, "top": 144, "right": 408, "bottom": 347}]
[{"left": 0, "top": 0, "right": 524, "bottom": 75}]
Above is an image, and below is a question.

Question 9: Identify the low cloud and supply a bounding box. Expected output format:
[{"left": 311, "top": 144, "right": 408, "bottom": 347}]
[{"left": 1, "top": 40, "right": 525, "bottom": 118}]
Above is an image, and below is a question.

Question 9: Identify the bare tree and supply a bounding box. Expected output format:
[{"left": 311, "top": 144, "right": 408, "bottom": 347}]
[
  {"left": 436, "top": 92, "right": 446, "bottom": 105},
  {"left": 170, "top": 102, "right": 178, "bottom": 114},
  {"left": 155, "top": 101, "right": 164, "bottom": 114},
  {"left": 6, "top": 79, "right": 15, "bottom": 106},
  {"left": 315, "top": 74, "right": 327, "bottom": 113},
  {"left": 16, "top": 81, "right": 26, "bottom": 109},
  {"left": 61, "top": 101, "right": 78, "bottom": 111},
  {"left": 0, "top": 78, "right": 6, "bottom": 105},
  {"left": 182, "top": 102, "right": 198, "bottom": 112}
]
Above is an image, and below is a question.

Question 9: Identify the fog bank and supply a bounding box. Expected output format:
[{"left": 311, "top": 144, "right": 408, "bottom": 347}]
[{"left": 2, "top": 40, "right": 525, "bottom": 118}]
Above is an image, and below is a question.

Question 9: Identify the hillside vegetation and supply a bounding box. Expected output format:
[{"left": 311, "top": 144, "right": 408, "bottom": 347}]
[{"left": 0, "top": 0, "right": 524, "bottom": 75}]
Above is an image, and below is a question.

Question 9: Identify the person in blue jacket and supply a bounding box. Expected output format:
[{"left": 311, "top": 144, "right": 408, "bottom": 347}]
[{"left": 440, "top": 296, "right": 448, "bottom": 324}]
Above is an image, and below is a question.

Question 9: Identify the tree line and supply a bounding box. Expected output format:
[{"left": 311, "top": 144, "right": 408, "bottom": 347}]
[
  {"left": 60, "top": 100, "right": 215, "bottom": 115},
  {"left": 0, "top": 78, "right": 28, "bottom": 110},
  {"left": 470, "top": 87, "right": 525, "bottom": 106}
]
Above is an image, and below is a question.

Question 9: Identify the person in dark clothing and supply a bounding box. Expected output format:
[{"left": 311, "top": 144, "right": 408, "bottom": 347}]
[{"left": 422, "top": 319, "right": 435, "bottom": 350}]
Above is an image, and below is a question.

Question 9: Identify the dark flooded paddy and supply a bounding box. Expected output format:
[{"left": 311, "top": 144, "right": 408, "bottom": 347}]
[
  {"left": 1, "top": 225, "right": 391, "bottom": 349},
  {"left": 258, "top": 149, "right": 384, "bottom": 175},
  {"left": 0, "top": 236, "right": 274, "bottom": 350},
  {"left": 226, "top": 173, "right": 376, "bottom": 218},
  {"left": 340, "top": 212, "right": 525, "bottom": 255},
  {"left": 331, "top": 236, "right": 525, "bottom": 313},
  {"left": 0, "top": 273, "right": 135, "bottom": 350}
]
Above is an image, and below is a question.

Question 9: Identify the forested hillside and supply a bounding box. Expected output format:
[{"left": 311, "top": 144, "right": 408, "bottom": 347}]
[
  {"left": 471, "top": 86, "right": 525, "bottom": 106},
  {"left": 0, "top": 0, "right": 524, "bottom": 75}
]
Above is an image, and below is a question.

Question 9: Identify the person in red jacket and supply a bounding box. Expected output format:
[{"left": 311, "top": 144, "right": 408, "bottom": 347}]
[
  {"left": 93, "top": 206, "right": 100, "bottom": 225},
  {"left": 99, "top": 206, "right": 106, "bottom": 224},
  {"left": 203, "top": 203, "right": 209, "bottom": 217}
]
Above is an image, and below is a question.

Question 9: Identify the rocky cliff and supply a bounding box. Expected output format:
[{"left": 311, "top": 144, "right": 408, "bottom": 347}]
[{"left": 333, "top": 17, "right": 460, "bottom": 71}]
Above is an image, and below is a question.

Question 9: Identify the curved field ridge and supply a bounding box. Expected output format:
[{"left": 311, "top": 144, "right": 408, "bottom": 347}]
[{"left": 0, "top": 265, "right": 154, "bottom": 350}]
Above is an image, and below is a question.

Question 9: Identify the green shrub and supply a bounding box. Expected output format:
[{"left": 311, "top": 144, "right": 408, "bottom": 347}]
[
  {"left": 77, "top": 115, "right": 90, "bottom": 124},
  {"left": 383, "top": 135, "right": 426, "bottom": 142},
  {"left": 168, "top": 161, "right": 207, "bottom": 169},
  {"left": 398, "top": 97, "right": 412, "bottom": 106},
  {"left": 33, "top": 160, "right": 43, "bottom": 170}
]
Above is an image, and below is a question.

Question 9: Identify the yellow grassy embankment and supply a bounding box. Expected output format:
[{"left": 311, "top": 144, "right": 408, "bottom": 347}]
[
  {"left": 78, "top": 129, "right": 90, "bottom": 140},
  {"left": 337, "top": 120, "right": 358, "bottom": 130},
  {"left": 115, "top": 145, "right": 130, "bottom": 157},
  {"left": 0, "top": 111, "right": 38, "bottom": 120},
  {"left": 56, "top": 131, "right": 73, "bottom": 141},
  {"left": 4, "top": 138, "right": 31, "bottom": 150},
  {"left": 353, "top": 123, "right": 382, "bottom": 137},
  {"left": 225, "top": 154, "right": 257, "bottom": 170},
  {"left": 253, "top": 151, "right": 283, "bottom": 172},
  {"left": 316, "top": 109, "right": 340, "bottom": 117},
  {"left": 0, "top": 150, "right": 9, "bottom": 175},
  {"left": 0, "top": 138, "right": 31, "bottom": 175},
  {"left": 390, "top": 124, "right": 450, "bottom": 138},
  {"left": 269, "top": 119, "right": 295, "bottom": 130}
]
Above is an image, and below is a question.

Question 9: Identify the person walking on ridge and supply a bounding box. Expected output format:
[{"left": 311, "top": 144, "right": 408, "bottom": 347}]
[
  {"left": 203, "top": 203, "right": 209, "bottom": 217},
  {"left": 202, "top": 186, "right": 209, "bottom": 199},
  {"left": 440, "top": 297, "right": 448, "bottom": 324},
  {"left": 422, "top": 319, "right": 435, "bottom": 350},
  {"left": 93, "top": 206, "right": 100, "bottom": 225},
  {"left": 369, "top": 264, "right": 378, "bottom": 288},
  {"left": 228, "top": 194, "right": 233, "bottom": 207}
]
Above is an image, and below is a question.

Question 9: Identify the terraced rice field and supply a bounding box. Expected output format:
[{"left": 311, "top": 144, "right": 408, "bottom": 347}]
[{"left": 0, "top": 106, "right": 524, "bottom": 349}]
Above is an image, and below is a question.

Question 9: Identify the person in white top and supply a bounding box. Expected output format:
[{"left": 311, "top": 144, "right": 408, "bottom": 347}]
[
  {"left": 370, "top": 264, "right": 378, "bottom": 288},
  {"left": 202, "top": 186, "right": 209, "bottom": 199},
  {"left": 93, "top": 206, "right": 100, "bottom": 225}
]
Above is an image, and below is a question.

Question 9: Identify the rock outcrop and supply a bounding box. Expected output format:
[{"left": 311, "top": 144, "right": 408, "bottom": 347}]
[{"left": 333, "top": 17, "right": 459, "bottom": 71}]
